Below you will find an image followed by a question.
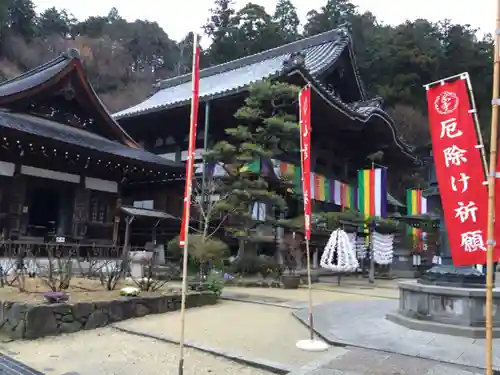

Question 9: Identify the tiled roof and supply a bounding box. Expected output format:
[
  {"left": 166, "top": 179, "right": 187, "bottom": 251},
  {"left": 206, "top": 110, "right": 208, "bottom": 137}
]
[
  {"left": 0, "top": 53, "right": 70, "bottom": 97},
  {"left": 0, "top": 111, "right": 183, "bottom": 170},
  {"left": 113, "top": 29, "right": 349, "bottom": 119},
  {"left": 0, "top": 48, "right": 142, "bottom": 148}
]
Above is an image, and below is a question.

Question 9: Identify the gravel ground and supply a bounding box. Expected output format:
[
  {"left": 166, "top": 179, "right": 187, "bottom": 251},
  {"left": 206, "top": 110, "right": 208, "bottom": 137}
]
[
  {"left": 1, "top": 328, "right": 273, "bottom": 375},
  {"left": 115, "top": 300, "right": 343, "bottom": 369}
]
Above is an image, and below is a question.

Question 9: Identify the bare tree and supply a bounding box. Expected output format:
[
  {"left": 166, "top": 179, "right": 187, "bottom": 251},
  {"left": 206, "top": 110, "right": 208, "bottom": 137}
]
[
  {"left": 35, "top": 245, "right": 77, "bottom": 292},
  {"left": 190, "top": 173, "right": 236, "bottom": 241},
  {"left": 168, "top": 173, "right": 235, "bottom": 279},
  {"left": 99, "top": 258, "right": 128, "bottom": 291},
  {"left": 387, "top": 104, "right": 430, "bottom": 147}
]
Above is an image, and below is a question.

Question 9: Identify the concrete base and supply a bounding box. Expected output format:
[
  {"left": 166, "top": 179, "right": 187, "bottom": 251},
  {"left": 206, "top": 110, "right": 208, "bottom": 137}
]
[
  {"left": 386, "top": 311, "right": 500, "bottom": 338},
  {"left": 295, "top": 339, "right": 329, "bottom": 352},
  {"left": 387, "top": 280, "right": 500, "bottom": 338}
]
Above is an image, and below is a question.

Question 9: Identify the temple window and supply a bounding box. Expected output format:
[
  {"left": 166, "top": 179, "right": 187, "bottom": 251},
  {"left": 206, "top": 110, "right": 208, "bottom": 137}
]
[{"left": 89, "top": 193, "right": 109, "bottom": 223}]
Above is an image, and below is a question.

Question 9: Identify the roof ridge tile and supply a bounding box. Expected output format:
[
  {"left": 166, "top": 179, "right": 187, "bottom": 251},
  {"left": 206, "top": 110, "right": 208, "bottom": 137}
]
[{"left": 156, "top": 28, "right": 344, "bottom": 90}]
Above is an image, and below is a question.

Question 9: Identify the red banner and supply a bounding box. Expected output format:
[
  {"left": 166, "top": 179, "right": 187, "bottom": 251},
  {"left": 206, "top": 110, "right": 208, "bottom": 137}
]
[
  {"left": 179, "top": 42, "right": 201, "bottom": 247},
  {"left": 426, "top": 78, "right": 489, "bottom": 265},
  {"left": 300, "top": 86, "right": 312, "bottom": 240}
]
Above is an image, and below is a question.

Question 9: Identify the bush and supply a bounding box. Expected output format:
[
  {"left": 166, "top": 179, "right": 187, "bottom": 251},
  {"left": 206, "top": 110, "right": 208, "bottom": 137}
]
[
  {"left": 257, "top": 255, "right": 281, "bottom": 279},
  {"left": 205, "top": 272, "right": 225, "bottom": 297},
  {"left": 188, "top": 271, "right": 226, "bottom": 297},
  {"left": 229, "top": 254, "right": 280, "bottom": 277},
  {"left": 167, "top": 234, "right": 229, "bottom": 267},
  {"left": 229, "top": 255, "right": 262, "bottom": 275}
]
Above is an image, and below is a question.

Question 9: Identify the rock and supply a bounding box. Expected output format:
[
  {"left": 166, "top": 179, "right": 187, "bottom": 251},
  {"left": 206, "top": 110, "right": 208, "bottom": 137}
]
[
  {"left": 134, "top": 303, "right": 149, "bottom": 317},
  {"left": 84, "top": 310, "right": 109, "bottom": 330},
  {"left": 51, "top": 304, "right": 72, "bottom": 315},
  {"left": 107, "top": 300, "right": 125, "bottom": 322},
  {"left": 61, "top": 314, "right": 75, "bottom": 323},
  {"left": 119, "top": 300, "right": 136, "bottom": 320},
  {"left": 120, "top": 287, "right": 140, "bottom": 296},
  {"left": 72, "top": 303, "right": 94, "bottom": 323},
  {"left": 59, "top": 321, "right": 82, "bottom": 334},
  {"left": 11, "top": 319, "right": 25, "bottom": 340},
  {"left": 24, "top": 305, "right": 58, "bottom": 339}
]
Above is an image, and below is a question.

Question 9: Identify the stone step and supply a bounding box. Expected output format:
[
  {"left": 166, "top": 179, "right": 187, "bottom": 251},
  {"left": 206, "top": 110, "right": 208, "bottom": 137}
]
[{"left": 0, "top": 354, "right": 44, "bottom": 374}]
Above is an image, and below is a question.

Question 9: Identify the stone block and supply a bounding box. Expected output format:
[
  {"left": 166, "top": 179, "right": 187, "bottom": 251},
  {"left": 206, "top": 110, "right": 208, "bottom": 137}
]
[
  {"left": 24, "top": 305, "right": 58, "bottom": 339},
  {"left": 72, "top": 302, "right": 94, "bottom": 323},
  {"left": 84, "top": 310, "right": 109, "bottom": 329},
  {"left": 389, "top": 280, "right": 500, "bottom": 337}
]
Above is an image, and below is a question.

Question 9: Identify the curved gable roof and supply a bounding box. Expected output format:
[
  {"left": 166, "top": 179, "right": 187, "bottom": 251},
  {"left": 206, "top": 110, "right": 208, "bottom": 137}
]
[{"left": 0, "top": 48, "right": 140, "bottom": 149}]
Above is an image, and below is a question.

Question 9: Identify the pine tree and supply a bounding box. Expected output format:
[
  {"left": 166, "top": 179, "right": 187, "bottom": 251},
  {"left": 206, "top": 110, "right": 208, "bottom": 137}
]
[{"left": 205, "top": 80, "right": 301, "bottom": 255}]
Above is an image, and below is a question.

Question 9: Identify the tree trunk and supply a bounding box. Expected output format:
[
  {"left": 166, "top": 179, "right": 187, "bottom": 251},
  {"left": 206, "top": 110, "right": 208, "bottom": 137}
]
[{"left": 237, "top": 239, "right": 245, "bottom": 258}]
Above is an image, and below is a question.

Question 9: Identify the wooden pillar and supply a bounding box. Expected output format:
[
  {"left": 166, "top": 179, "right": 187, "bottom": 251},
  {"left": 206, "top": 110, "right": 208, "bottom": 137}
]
[
  {"left": 72, "top": 186, "right": 90, "bottom": 239},
  {"left": 112, "top": 198, "right": 122, "bottom": 245},
  {"left": 8, "top": 173, "right": 26, "bottom": 239}
]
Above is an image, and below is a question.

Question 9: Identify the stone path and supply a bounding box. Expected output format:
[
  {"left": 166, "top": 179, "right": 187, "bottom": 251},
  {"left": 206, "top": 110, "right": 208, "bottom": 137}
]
[
  {"left": 222, "top": 285, "right": 390, "bottom": 307},
  {"left": 293, "top": 298, "right": 500, "bottom": 371},
  {"left": 291, "top": 347, "right": 483, "bottom": 375},
  {"left": 222, "top": 291, "right": 308, "bottom": 309},
  {"left": 1, "top": 327, "right": 273, "bottom": 375}
]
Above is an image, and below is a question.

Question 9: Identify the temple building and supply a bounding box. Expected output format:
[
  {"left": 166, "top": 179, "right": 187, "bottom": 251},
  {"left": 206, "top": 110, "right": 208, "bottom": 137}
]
[
  {"left": 0, "top": 49, "right": 183, "bottom": 246},
  {"left": 113, "top": 27, "right": 415, "bottom": 222}
]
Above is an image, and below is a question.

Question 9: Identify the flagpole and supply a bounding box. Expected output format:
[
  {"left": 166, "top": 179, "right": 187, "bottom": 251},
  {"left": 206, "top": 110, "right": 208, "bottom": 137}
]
[
  {"left": 485, "top": 2, "right": 500, "bottom": 374},
  {"left": 296, "top": 85, "right": 327, "bottom": 352},
  {"left": 462, "top": 73, "right": 488, "bottom": 175},
  {"left": 368, "top": 161, "right": 375, "bottom": 283},
  {"left": 178, "top": 32, "right": 201, "bottom": 375},
  {"left": 300, "top": 109, "right": 314, "bottom": 342}
]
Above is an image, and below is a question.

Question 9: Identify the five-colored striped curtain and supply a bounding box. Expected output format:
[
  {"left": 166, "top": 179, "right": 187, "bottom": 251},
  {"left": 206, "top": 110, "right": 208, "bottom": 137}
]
[{"left": 357, "top": 168, "right": 388, "bottom": 218}]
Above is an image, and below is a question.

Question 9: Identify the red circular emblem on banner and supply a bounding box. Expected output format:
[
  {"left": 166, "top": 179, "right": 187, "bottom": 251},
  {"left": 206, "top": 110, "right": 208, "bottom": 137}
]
[{"left": 434, "top": 91, "right": 459, "bottom": 115}]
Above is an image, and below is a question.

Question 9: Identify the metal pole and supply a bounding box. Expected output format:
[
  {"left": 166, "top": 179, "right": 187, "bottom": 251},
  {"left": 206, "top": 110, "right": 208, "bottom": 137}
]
[
  {"left": 305, "top": 239, "right": 314, "bottom": 340},
  {"left": 485, "top": 3, "right": 500, "bottom": 374},
  {"left": 178, "top": 33, "right": 200, "bottom": 375},
  {"left": 200, "top": 102, "right": 210, "bottom": 230},
  {"left": 463, "top": 73, "right": 488, "bottom": 174},
  {"left": 422, "top": 72, "right": 467, "bottom": 90}
]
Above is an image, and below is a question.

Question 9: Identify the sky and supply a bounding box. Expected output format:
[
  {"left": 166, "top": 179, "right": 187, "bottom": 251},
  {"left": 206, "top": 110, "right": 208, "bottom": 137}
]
[{"left": 32, "top": 0, "right": 495, "bottom": 44}]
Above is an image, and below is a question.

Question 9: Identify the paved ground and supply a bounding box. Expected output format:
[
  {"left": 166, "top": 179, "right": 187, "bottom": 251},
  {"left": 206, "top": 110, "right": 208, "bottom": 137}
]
[
  {"left": 291, "top": 347, "right": 483, "bottom": 375},
  {"left": 293, "top": 298, "right": 500, "bottom": 371},
  {"left": 114, "top": 300, "right": 343, "bottom": 371},
  {"left": 0, "top": 279, "right": 492, "bottom": 375},
  {"left": 1, "top": 328, "right": 274, "bottom": 375},
  {"left": 222, "top": 284, "right": 395, "bottom": 306}
]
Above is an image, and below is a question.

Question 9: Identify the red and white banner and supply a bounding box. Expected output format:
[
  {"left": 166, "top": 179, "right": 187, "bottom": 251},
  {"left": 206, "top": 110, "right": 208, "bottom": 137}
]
[
  {"left": 299, "top": 86, "right": 312, "bottom": 240},
  {"left": 426, "top": 78, "right": 489, "bottom": 265},
  {"left": 179, "top": 37, "right": 201, "bottom": 247}
]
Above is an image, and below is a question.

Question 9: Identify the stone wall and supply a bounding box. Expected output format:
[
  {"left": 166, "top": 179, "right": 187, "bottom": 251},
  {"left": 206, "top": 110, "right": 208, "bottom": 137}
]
[{"left": 0, "top": 292, "right": 216, "bottom": 340}]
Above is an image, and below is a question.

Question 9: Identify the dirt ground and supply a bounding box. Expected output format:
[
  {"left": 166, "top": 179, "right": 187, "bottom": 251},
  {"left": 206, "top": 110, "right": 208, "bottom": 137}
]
[{"left": 0, "top": 276, "right": 173, "bottom": 304}]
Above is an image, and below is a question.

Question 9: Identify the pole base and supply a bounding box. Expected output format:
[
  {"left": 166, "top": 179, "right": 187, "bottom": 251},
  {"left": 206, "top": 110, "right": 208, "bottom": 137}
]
[{"left": 296, "top": 339, "right": 329, "bottom": 352}]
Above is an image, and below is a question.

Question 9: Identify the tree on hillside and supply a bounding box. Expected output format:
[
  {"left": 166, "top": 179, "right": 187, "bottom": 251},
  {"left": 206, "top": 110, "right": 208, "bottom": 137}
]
[
  {"left": 204, "top": 0, "right": 239, "bottom": 64},
  {"left": 6, "top": 0, "right": 37, "bottom": 39},
  {"left": 303, "top": 0, "right": 357, "bottom": 36},
  {"left": 233, "top": 3, "right": 283, "bottom": 56},
  {"left": 38, "top": 7, "right": 75, "bottom": 37},
  {"left": 273, "top": 0, "right": 300, "bottom": 43},
  {"left": 204, "top": 80, "right": 301, "bottom": 256}
]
